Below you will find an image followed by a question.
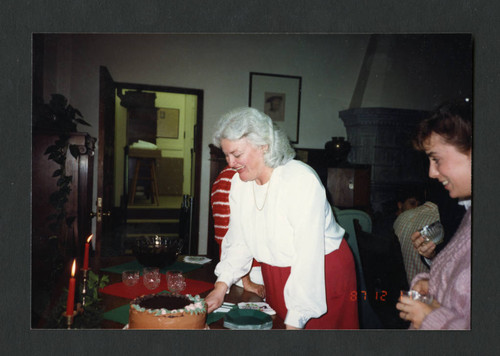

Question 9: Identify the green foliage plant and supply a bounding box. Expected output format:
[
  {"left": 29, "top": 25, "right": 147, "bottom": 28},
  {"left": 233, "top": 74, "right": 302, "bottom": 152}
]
[
  {"left": 35, "top": 94, "right": 91, "bottom": 235},
  {"left": 45, "top": 271, "right": 110, "bottom": 329}
]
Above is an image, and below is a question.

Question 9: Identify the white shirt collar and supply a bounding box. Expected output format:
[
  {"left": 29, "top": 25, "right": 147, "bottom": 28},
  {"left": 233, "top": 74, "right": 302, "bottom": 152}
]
[{"left": 459, "top": 199, "right": 471, "bottom": 210}]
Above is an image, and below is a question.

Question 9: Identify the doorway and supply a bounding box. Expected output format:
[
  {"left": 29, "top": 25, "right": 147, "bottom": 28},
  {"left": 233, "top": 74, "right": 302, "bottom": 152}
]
[{"left": 97, "top": 71, "right": 203, "bottom": 258}]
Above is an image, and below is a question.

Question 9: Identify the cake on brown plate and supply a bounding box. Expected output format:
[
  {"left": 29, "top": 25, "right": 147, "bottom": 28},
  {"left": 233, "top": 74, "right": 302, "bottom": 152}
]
[{"left": 129, "top": 292, "right": 207, "bottom": 329}]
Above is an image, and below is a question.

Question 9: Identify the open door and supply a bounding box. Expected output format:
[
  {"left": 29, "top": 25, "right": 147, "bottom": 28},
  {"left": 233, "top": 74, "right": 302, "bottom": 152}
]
[
  {"left": 96, "top": 73, "right": 204, "bottom": 260},
  {"left": 95, "top": 66, "right": 116, "bottom": 264}
]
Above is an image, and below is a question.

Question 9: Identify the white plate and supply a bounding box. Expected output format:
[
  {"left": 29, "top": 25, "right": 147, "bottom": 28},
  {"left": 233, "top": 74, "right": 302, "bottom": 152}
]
[
  {"left": 237, "top": 302, "right": 276, "bottom": 315},
  {"left": 183, "top": 256, "right": 212, "bottom": 264}
]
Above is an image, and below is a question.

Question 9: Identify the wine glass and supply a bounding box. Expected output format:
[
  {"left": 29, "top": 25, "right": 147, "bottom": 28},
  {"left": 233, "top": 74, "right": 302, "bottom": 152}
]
[
  {"left": 401, "top": 290, "right": 434, "bottom": 305},
  {"left": 166, "top": 270, "right": 186, "bottom": 294},
  {"left": 419, "top": 221, "right": 444, "bottom": 245},
  {"left": 122, "top": 270, "right": 140, "bottom": 286},
  {"left": 143, "top": 267, "right": 161, "bottom": 290}
]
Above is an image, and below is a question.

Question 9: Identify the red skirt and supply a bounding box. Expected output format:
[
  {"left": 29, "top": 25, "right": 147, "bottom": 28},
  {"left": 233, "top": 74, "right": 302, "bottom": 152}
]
[{"left": 260, "top": 238, "right": 359, "bottom": 329}]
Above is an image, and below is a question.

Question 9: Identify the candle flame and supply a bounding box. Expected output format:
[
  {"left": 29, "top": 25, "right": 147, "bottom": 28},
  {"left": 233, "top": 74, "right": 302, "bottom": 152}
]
[
  {"left": 71, "top": 259, "right": 76, "bottom": 277},
  {"left": 87, "top": 234, "right": 93, "bottom": 243}
]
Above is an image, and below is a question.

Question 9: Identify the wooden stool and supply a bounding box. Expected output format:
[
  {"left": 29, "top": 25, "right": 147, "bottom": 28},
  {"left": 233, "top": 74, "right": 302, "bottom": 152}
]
[{"left": 128, "top": 157, "right": 160, "bottom": 205}]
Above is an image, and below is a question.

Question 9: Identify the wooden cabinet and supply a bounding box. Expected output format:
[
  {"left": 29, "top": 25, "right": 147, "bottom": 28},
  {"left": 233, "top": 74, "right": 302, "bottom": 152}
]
[
  {"left": 327, "top": 166, "right": 371, "bottom": 210},
  {"left": 32, "top": 131, "right": 95, "bottom": 327},
  {"left": 32, "top": 131, "right": 96, "bottom": 265}
]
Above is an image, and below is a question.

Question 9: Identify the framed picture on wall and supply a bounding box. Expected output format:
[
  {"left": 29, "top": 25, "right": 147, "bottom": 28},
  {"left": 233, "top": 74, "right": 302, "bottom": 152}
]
[
  {"left": 157, "top": 108, "right": 180, "bottom": 139},
  {"left": 249, "top": 72, "right": 302, "bottom": 144}
]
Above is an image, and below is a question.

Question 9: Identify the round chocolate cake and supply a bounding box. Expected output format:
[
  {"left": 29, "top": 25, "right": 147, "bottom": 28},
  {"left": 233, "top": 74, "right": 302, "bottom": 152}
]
[{"left": 129, "top": 293, "right": 207, "bottom": 329}]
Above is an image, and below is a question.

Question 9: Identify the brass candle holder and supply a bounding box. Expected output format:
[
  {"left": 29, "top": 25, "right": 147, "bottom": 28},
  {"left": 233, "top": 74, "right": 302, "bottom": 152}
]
[
  {"left": 66, "top": 314, "right": 74, "bottom": 329},
  {"left": 81, "top": 268, "right": 90, "bottom": 307}
]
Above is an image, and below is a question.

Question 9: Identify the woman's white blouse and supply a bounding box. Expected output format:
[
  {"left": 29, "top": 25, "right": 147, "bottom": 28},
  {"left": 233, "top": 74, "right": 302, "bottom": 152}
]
[{"left": 214, "top": 160, "right": 345, "bottom": 328}]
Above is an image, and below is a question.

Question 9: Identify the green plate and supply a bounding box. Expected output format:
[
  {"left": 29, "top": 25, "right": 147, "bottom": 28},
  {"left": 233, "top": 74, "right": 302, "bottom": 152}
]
[{"left": 223, "top": 308, "right": 273, "bottom": 330}]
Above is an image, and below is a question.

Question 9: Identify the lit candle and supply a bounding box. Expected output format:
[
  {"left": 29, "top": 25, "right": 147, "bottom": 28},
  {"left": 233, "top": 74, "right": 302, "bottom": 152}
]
[
  {"left": 83, "top": 234, "right": 93, "bottom": 270},
  {"left": 66, "top": 259, "right": 76, "bottom": 317}
]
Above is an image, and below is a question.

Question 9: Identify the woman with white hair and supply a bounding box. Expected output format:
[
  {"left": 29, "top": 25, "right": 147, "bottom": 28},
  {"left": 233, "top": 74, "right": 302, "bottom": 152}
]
[{"left": 205, "top": 107, "right": 359, "bottom": 329}]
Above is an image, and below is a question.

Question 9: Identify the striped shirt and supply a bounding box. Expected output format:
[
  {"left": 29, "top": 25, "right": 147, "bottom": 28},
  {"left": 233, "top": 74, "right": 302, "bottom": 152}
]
[{"left": 211, "top": 166, "right": 237, "bottom": 243}]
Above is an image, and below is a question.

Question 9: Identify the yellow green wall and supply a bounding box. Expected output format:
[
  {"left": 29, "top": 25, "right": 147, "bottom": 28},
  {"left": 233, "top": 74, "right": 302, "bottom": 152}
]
[{"left": 113, "top": 90, "right": 197, "bottom": 206}]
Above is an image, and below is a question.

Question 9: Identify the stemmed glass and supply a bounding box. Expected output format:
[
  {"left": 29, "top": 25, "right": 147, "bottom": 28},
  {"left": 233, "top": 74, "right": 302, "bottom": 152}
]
[
  {"left": 143, "top": 267, "right": 161, "bottom": 290},
  {"left": 420, "top": 221, "right": 444, "bottom": 245},
  {"left": 166, "top": 270, "right": 186, "bottom": 294},
  {"left": 122, "top": 270, "right": 140, "bottom": 287}
]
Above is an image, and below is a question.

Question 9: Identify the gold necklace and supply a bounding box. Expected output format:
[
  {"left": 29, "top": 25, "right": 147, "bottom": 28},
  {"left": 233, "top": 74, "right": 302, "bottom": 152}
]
[{"left": 252, "top": 179, "right": 271, "bottom": 211}]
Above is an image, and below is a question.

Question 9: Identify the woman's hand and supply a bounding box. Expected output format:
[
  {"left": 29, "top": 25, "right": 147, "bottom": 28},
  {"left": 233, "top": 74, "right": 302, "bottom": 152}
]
[
  {"left": 205, "top": 282, "right": 228, "bottom": 313},
  {"left": 241, "top": 274, "right": 266, "bottom": 299},
  {"left": 411, "top": 231, "right": 437, "bottom": 259},
  {"left": 396, "top": 295, "right": 440, "bottom": 329},
  {"left": 411, "top": 279, "right": 430, "bottom": 296},
  {"left": 285, "top": 324, "right": 301, "bottom": 330}
]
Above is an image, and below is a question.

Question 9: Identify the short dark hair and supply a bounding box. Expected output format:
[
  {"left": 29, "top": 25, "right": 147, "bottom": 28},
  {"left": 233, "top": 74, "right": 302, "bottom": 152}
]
[
  {"left": 396, "top": 187, "right": 424, "bottom": 204},
  {"left": 413, "top": 98, "right": 472, "bottom": 154}
]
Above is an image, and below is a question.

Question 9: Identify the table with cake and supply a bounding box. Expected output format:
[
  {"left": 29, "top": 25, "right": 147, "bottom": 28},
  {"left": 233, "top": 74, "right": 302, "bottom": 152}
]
[{"left": 97, "top": 253, "right": 285, "bottom": 330}]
